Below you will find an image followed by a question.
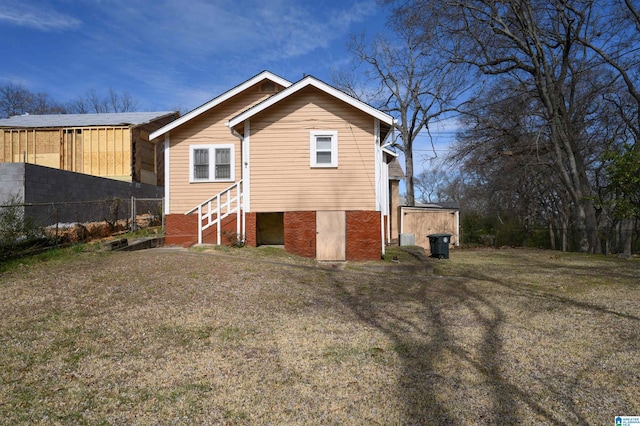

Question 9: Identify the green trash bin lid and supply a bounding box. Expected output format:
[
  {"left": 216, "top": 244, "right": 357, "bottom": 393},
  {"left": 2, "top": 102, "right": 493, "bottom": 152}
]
[{"left": 428, "top": 233, "right": 452, "bottom": 243}]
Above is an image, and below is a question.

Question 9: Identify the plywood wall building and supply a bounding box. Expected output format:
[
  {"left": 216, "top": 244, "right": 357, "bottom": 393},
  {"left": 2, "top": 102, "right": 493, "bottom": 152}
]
[
  {"left": 0, "top": 111, "right": 177, "bottom": 186},
  {"left": 401, "top": 205, "right": 460, "bottom": 252}
]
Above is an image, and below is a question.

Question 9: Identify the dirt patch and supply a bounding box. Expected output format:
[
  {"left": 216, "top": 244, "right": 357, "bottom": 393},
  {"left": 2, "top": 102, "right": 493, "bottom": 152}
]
[{"left": 0, "top": 247, "right": 638, "bottom": 424}]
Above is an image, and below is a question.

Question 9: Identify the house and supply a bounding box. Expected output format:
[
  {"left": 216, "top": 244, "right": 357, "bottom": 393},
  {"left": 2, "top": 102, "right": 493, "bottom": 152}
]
[
  {"left": 150, "top": 71, "right": 399, "bottom": 261},
  {"left": 0, "top": 111, "right": 178, "bottom": 186}
]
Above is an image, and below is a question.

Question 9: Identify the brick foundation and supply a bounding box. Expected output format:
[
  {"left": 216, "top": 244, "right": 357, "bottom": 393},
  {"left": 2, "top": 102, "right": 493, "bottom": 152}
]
[
  {"left": 284, "top": 211, "right": 316, "bottom": 258},
  {"left": 165, "top": 214, "right": 199, "bottom": 247},
  {"left": 165, "top": 213, "right": 242, "bottom": 247},
  {"left": 167, "top": 209, "right": 382, "bottom": 260},
  {"left": 346, "top": 211, "right": 382, "bottom": 260},
  {"left": 245, "top": 212, "right": 257, "bottom": 247}
]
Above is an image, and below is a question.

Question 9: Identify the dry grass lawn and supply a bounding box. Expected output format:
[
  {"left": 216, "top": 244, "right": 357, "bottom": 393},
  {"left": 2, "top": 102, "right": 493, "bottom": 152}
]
[{"left": 0, "top": 246, "right": 638, "bottom": 425}]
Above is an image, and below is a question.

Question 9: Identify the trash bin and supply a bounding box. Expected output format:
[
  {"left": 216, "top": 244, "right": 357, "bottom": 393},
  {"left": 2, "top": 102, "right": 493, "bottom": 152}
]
[{"left": 428, "top": 233, "right": 452, "bottom": 259}]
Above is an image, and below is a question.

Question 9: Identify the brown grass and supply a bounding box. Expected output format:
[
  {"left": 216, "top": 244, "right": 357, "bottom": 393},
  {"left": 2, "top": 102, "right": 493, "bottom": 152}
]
[{"left": 0, "top": 246, "right": 638, "bottom": 424}]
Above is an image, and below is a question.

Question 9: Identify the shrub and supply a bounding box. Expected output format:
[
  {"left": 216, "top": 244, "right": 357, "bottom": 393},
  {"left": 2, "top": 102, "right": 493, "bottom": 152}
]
[{"left": 0, "top": 194, "right": 48, "bottom": 260}]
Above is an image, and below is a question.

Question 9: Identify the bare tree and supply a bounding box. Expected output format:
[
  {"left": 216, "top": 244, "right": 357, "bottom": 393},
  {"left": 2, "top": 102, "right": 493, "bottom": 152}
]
[
  {"left": 338, "top": 22, "right": 470, "bottom": 206},
  {"left": 0, "top": 82, "right": 32, "bottom": 118},
  {"left": 389, "top": 0, "right": 613, "bottom": 252},
  {"left": 0, "top": 82, "right": 65, "bottom": 117},
  {"left": 67, "top": 88, "right": 138, "bottom": 113},
  {"left": 576, "top": 0, "right": 640, "bottom": 256},
  {"left": 29, "top": 92, "right": 65, "bottom": 115}
]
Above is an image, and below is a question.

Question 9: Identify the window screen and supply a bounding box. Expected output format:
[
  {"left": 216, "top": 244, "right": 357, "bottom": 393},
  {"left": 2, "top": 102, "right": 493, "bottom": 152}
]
[{"left": 193, "top": 149, "right": 209, "bottom": 180}]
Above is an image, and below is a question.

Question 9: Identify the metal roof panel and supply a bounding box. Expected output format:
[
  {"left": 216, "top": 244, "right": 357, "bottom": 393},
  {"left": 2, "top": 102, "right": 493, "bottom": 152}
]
[{"left": 0, "top": 111, "right": 177, "bottom": 128}]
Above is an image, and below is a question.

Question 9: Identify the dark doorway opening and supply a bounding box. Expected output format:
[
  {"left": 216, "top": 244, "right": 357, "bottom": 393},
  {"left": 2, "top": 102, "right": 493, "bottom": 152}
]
[{"left": 256, "top": 212, "right": 284, "bottom": 245}]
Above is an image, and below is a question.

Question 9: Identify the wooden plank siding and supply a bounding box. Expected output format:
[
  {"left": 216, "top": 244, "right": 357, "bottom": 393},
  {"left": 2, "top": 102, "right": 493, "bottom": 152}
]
[
  {"left": 81, "top": 127, "right": 131, "bottom": 181},
  {"left": 402, "top": 208, "right": 459, "bottom": 250},
  {"left": 168, "top": 84, "right": 275, "bottom": 214},
  {"left": 0, "top": 129, "right": 59, "bottom": 168},
  {"left": 248, "top": 87, "right": 377, "bottom": 212},
  {"left": 0, "top": 127, "right": 132, "bottom": 181}
]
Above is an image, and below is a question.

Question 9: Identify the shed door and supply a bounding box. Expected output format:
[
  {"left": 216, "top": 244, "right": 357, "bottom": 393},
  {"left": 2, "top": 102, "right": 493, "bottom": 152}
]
[{"left": 316, "top": 211, "right": 346, "bottom": 261}]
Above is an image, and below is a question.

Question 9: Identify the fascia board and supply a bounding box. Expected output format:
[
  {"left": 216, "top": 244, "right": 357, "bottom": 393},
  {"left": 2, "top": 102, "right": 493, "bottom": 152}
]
[
  {"left": 227, "top": 77, "right": 394, "bottom": 128},
  {"left": 382, "top": 147, "right": 398, "bottom": 157},
  {"left": 149, "top": 71, "right": 291, "bottom": 140}
]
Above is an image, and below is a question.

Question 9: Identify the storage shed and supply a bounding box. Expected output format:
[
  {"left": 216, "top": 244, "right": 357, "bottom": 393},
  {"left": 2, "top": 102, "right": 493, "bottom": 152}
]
[
  {"left": 0, "top": 111, "right": 178, "bottom": 186},
  {"left": 400, "top": 201, "right": 460, "bottom": 253}
]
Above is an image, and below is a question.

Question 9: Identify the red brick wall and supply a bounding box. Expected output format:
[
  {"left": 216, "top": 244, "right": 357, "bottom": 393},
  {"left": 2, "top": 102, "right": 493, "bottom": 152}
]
[
  {"left": 284, "top": 211, "right": 316, "bottom": 258},
  {"left": 165, "top": 214, "right": 198, "bottom": 247},
  {"left": 245, "top": 212, "right": 257, "bottom": 247},
  {"left": 346, "top": 211, "right": 382, "bottom": 260},
  {"left": 165, "top": 213, "right": 241, "bottom": 247},
  {"left": 167, "top": 209, "right": 381, "bottom": 260}
]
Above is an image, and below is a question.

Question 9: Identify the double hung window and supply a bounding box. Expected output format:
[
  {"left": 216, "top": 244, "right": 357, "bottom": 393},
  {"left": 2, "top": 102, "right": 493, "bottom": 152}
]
[
  {"left": 190, "top": 144, "right": 234, "bottom": 182},
  {"left": 310, "top": 131, "right": 338, "bottom": 168}
]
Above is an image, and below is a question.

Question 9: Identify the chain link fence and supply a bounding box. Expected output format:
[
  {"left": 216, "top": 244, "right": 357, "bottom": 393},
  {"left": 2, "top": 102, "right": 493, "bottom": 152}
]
[{"left": 0, "top": 197, "right": 163, "bottom": 261}]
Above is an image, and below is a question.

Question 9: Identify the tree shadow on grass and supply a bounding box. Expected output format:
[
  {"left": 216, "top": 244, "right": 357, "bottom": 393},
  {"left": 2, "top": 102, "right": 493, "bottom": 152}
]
[{"left": 327, "top": 268, "right": 624, "bottom": 425}]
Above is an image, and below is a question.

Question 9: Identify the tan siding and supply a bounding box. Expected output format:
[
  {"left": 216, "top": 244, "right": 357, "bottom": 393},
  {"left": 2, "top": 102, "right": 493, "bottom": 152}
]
[
  {"left": 169, "top": 85, "right": 272, "bottom": 214},
  {"left": 249, "top": 87, "right": 377, "bottom": 212}
]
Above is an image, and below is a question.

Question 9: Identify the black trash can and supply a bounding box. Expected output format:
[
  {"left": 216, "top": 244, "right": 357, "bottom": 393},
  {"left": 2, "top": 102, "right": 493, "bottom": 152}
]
[{"left": 428, "top": 233, "right": 452, "bottom": 259}]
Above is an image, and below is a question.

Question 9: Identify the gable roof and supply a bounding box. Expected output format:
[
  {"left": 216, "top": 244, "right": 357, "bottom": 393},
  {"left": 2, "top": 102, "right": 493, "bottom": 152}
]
[
  {"left": 400, "top": 197, "right": 460, "bottom": 209},
  {"left": 388, "top": 158, "right": 405, "bottom": 180},
  {"left": 149, "top": 71, "right": 291, "bottom": 140},
  {"left": 227, "top": 75, "right": 394, "bottom": 128},
  {"left": 0, "top": 111, "right": 176, "bottom": 129}
]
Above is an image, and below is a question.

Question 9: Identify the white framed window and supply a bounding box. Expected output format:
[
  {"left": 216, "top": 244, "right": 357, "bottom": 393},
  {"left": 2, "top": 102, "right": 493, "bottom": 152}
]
[
  {"left": 189, "top": 144, "right": 235, "bottom": 183},
  {"left": 310, "top": 130, "right": 338, "bottom": 168}
]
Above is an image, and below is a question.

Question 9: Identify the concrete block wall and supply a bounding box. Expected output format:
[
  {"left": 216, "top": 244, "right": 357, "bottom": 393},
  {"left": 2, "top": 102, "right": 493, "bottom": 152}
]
[
  {"left": 23, "top": 163, "right": 162, "bottom": 204},
  {"left": 0, "top": 163, "right": 163, "bottom": 225},
  {"left": 0, "top": 163, "right": 26, "bottom": 204}
]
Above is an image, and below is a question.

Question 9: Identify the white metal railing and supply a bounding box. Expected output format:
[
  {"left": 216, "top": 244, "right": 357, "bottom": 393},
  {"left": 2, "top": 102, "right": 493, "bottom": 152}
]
[{"left": 185, "top": 180, "right": 243, "bottom": 245}]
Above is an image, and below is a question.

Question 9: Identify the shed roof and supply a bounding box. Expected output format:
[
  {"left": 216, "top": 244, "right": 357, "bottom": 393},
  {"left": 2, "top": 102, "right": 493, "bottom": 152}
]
[
  {"left": 388, "top": 158, "right": 405, "bottom": 180},
  {"left": 400, "top": 197, "right": 460, "bottom": 209},
  {"left": 0, "top": 111, "right": 177, "bottom": 129}
]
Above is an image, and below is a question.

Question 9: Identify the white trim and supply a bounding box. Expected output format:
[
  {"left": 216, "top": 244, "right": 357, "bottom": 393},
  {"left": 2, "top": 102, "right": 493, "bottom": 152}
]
[
  {"left": 228, "top": 76, "right": 394, "bottom": 128},
  {"left": 150, "top": 71, "right": 292, "bottom": 140},
  {"left": 189, "top": 144, "right": 235, "bottom": 183},
  {"left": 164, "top": 134, "right": 170, "bottom": 214},
  {"left": 310, "top": 130, "right": 338, "bottom": 168},
  {"left": 455, "top": 210, "right": 460, "bottom": 246},
  {"left": 382, "top": 147, "right": 398, "bottom": 157},
  {"left": 243, "top": 120, "right": 251, "bottom": 212},
  {"left": 374, "top": 119, "right": 381, "bottom": 211}
]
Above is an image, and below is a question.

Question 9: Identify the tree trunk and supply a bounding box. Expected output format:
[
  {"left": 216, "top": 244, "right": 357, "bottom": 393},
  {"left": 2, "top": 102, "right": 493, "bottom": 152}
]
[
  {"left": 619, "top": 218, "right": 633, "bottom": 257},
  {"left": 403, "top": 130, "right": 415, "bottom": 207}
]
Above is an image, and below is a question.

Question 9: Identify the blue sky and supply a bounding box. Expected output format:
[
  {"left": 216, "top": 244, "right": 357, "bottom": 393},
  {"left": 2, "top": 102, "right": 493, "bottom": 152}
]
[
  {"left": 0, "top": 0, "right": 457, "bottom": 180},
  {"left": 0, "top": 0, "right": 389, "bottom": 112}
]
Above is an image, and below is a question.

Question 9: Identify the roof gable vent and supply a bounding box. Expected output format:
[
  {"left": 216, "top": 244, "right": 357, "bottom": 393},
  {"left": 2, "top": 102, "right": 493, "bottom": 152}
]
[{"left": 260, "top": 81, "right": 277, "bottom": 93}]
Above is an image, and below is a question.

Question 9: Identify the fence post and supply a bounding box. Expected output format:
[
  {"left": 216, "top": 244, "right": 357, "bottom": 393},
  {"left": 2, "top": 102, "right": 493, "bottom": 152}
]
[{"left": 131, "top": 196, "right": 136, "bottom": 232}]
